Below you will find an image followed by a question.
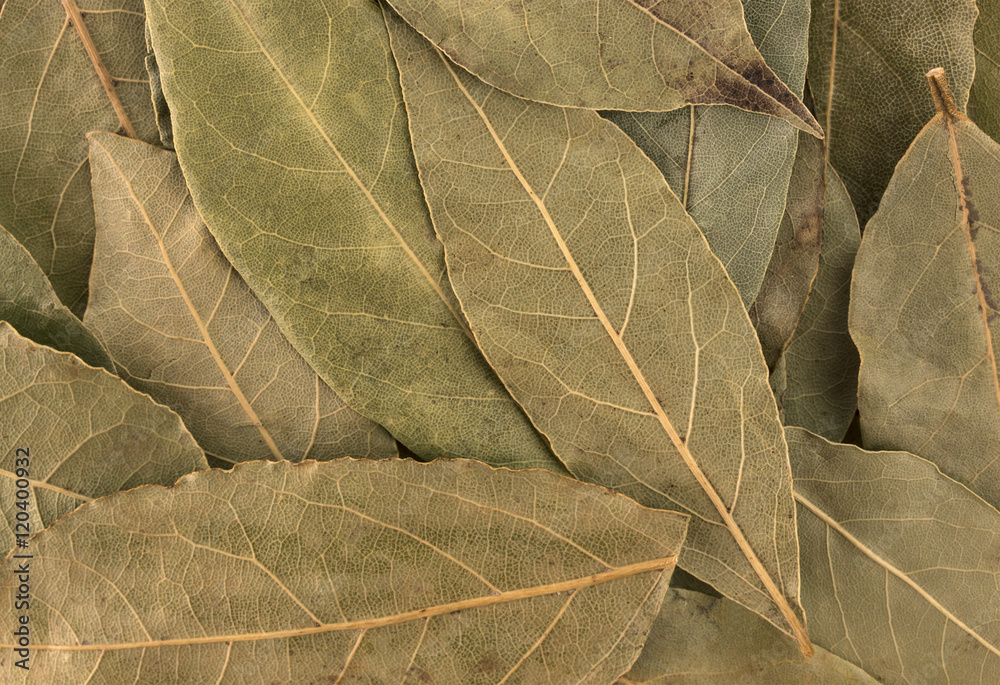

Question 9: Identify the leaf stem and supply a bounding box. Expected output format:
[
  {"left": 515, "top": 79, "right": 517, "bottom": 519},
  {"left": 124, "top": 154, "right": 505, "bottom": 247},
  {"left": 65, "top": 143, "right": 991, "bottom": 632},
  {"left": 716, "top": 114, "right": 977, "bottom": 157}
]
[{"left": 926, "top": 68, "right": 961, "bottom": 120}]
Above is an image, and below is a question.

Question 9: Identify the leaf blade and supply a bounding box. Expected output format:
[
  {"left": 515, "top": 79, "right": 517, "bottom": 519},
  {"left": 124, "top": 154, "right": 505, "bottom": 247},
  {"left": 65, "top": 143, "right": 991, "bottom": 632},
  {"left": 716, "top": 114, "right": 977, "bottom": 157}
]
[{"left": 387, "top": 11, "right": 809, "bottom": 652}]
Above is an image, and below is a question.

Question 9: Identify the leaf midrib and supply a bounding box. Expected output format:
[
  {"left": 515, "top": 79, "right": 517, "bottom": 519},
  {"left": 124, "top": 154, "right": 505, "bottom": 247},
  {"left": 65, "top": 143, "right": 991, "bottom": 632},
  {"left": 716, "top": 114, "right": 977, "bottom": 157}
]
[
  {"left": 89, "top": 135, "right": 284, "bottom": 461},
  {"left": 432, "top": 50, "right": 811, "bottom": 654},
  {"left": 6, "top": 556, "right": 675, "bottom": 650}
]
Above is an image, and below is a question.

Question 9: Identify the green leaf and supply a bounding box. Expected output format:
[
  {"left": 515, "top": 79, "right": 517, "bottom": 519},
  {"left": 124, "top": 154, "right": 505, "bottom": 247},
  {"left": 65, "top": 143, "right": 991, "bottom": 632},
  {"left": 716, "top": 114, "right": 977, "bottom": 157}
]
[
  {"left": 774, "top": 162, "right": 860, "bottom": 441},
  {"left": 143, "top": 0, "right": 567, "bottom": 474},
  {"left": 790, "top": 426, "right": 1000, "bottom": 684},
  {"left": 0, "top": 458, "right": 688, "bottom": 682},
  {"left": 0, "top": 222, "right": 113, "bottom": 371},
  {"left": 750, "top": 131, "right": 826, "bottom": 367},
  {"left": 619, "top": 588, "right": 879, "bottom": 684},
  {"left": 808, "top": 0, "right": 977, "bottom": 225},
  {"left": 143, "top": 21, "right": 172, "bottom": 149},
  {"left": 0, "top": 0, "right": 158, "bottom": 315},
  {"left": 383, "top": 0, "right": 822, "bottom": 136},
  {"left": 85, "top": 132, "right": 398, "bottom": 469},
  {"left": 850, "top": 69, "right": 1000, "bottom": 506},
  {"left": 0, "top": 321, "right": 207, "bottom": 553},
  {"left": 605, "top": 0, "right": 810, "bottom": 306},
  {"left": 387, "top": 11, "right": 810, "bottom": 652}
]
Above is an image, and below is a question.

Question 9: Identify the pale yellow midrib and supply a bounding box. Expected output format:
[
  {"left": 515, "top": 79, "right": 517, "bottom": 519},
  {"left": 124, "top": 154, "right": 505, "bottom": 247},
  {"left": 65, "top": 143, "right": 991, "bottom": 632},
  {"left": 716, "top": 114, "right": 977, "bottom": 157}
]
[
  {"left": 794, "top": 491, "right": 1000, "bottom": 660},
  {"left": 0, "top": 469, "right": 88, "bottom": 502},
  {"left": 6, "top": 556, "right": 675, "bottom": 650},
  {"left": 91, "top": 138, "right": 284, "bottom": 461},
  {"left": 434, "top": 52, "right": 812, "bottom": 655},
  {"left": 943, "top": 115, "right": 1000, "bottom": 427},
  {"left": 224, "top": 0, "right": 471, "bottom": 339},
  {"left": 824, "top": 0, "right": 840, "bottom": 163}
]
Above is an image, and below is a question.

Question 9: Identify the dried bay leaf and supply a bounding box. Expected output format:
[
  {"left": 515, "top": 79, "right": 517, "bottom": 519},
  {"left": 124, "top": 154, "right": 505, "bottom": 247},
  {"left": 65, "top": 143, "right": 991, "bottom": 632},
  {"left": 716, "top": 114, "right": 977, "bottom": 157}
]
[
  {"left": 606, "top": 0, "right": 809, "bottom": 306},
  {"left": 808, "top": 0, "right": 977, "bottom": 225},
  {"left": 0, "top": 322, "right": 206, "bottom": 552},
  {"left": 970, "top": 0, "right": 1000, "bottom": 141},
  {"left": 618, "top": 588, "right": 878, "bottom": 684},
  {"left": 0, "top": 222, "right": 112, "bottom": 372},
  {"left": 85, "top": 132, "right": 397, "bottom": 468},
  {"left": 790, "top": 427, "right": 1000, "bottom": 684},
  {"left": 774, "top": 162, "right": 860, "bottom": 441},
  {"left": 850, "top": 70, "right": 1000, "bottom": 505},
  {"left": 143, "top": 0, "right": 566, "bottom": 473},
  {"left": 143, "top": 22, "right": 172, "bottom": 149},
  {"left": 0, "top": 458, "right": 688, "bottom": 683},
  {"left": 749, "top": 131, "right": 826, "bottom": 367},
  {"left": 387, "top": 12, "right": 811, "bottom": 653},
  {"left": 0, "top": 0, "right": 158, "bottom": 315},
  {"left": 383, "top": 0, "right": 821, "bottom": 136}
]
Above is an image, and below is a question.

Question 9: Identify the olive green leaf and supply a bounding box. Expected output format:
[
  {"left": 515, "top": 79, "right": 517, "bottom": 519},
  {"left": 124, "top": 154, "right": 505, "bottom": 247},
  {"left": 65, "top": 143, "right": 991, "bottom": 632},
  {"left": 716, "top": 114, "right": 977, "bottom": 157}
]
[
  {"left": 605, "top": 0, "right": 809, "bottom": 306},
  {"left": 790, "top": 427, "right": 1000, "bottom": 684},
  {"left": 0, "top": 0, "right": 158, "bottom": 315},
  {"left": 774, "top": 162, "right": 860, "bottom": 441},
  {"left": 970, "top": 0, "right": 1000, "bottom": 142},
  {"left": 0, "top": 458, "right": 688, "bottom": 683},
  {"left": 0, "top": 222, "right": 112, "bottom": 372},
  {"left": 143, "top": 22, "right": 172, "bottom": 149},
  {"left": 618, "top": 588, "right": 878, "bottom": 684},
  {"left": 750, "top": 131, "right": 826, "bottom": 367},
  {"left": 383, "top": 0, "right": 822, "bottom": 137},
  {"left": 143, "top": 0, "right": 566, "bottom": 474},
  {"left": 808, "top": 0, "right": 977, "bottom": 225},
  {"left": 0, "top": 322, "right": 206, "bottom": 553},
  {"left": 84, "top": 132, "right": 397, "bottom": 469},
  {"left": 387, "top": 12, "right": 811, "bottom": 653},
  {"left": 850, "top": 70, "right": 1000, "bottom": 506}
]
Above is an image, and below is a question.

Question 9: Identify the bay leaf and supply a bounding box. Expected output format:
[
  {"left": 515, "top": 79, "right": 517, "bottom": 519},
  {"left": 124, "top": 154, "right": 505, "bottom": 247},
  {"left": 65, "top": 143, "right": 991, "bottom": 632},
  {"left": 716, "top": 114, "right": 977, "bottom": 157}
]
[
  {"left": 850, "top": 69, "right": 1000, "bottom": 506},
  {"left": 790, "top": 426, "right": 1000, "bottom": 684},
  {"left": 383, "top": 0, "right": 821, "bottom": 136},
  {"left": 605, "top": 0, "right": 809, "bottom": 306},
  {"left": 0, "top": 322, "right": 206, "bottom": 553},
  {"left": 143, "top": 0, "right": 566, "bottom": 474},
  {"left": 143, "top": 21, "right": 172, "bottom": 149},
  {"left": 970, "top": 1, "right": 1000, "bottom": 141},
  {"left": 84, "top": 132, "right": 397, "bottom": 469},
  {"left": 775, "top": 162, "right": 860, "bottom": 441},
  {"left": 387, "top": 11, "right": 811, "bottom": 653},
  {"left": 0, "top": 222, "right": 112, "bottom": 372},
  {"left": 0, "top": 457, "right": 688, "bottom": 683},
  {"left": 749, "top": 131, "right": 826, "bottom": 367},
  {"left": 0, "top": 0, "right": 158, "bottom": 315},
  {"left": 808, "top": 0, "right": 977, "bottom": 225},
  {"left": 618, "top": 588, "right": 878, "bottom": 684}
]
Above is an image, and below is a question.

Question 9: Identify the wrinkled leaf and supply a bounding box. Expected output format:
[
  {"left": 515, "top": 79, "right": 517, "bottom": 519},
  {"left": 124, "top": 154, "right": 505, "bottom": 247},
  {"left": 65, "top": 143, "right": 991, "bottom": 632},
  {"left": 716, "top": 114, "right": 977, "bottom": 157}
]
[
  {"left": 808, "top": 0, "right": 977, "bottom": 224},
  {"left": 970, "top": 0, "right": 1000, "bottom": 141},
  {"left": 774, "top": 162, "right": 860, "bottom": 441},
  {"left": 0, "top": 458, "right": 688, "bottom": 683},
  {"left": 84, "top": 132, "right": 397, "bottom": 468},
  {"left": 143, "top": 0, "right": 566, "bottom": 473},
  {"left": 384, "top": 0, "right": 821, "bottom": 136},
  {"left": 750, "top": 131, "right": 825, "bottom": 367},
  {"left": 143, "top": 21, "right": 172, "bottom": 149},
  {"left": 0, "top": 222, "right": 112, "bottom": 371},
  {"left": 0, "top": 322, "right": 206, "bottom": 552},
  {"left": 0, "top": 0, "right": 158, "bottom": 315},
  {"left": 619, "top": 588, "right": 878, "bottom": 684},
  {"left": 851, "top": 70, "right": 1000, "bottom": 505},
  {"left": 605, "top": 0, "right": 809, "bottom": 306},
  {"left": 790, "top": 426, "right": 1000, "bottom": 684},
  {"left": 387, "top": 12, "right": 810, "bottom": 652}
]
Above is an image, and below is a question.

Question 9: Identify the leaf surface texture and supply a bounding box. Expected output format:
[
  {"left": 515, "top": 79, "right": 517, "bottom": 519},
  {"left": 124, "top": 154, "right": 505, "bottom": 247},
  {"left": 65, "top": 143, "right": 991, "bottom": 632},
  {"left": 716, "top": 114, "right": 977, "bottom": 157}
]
[
  {"left": 605, "top": 0, "right": 809, "bottom": 306},
  {"left": 850, "top": 71, "right": 1000, "bottom": 506},
  {"left": 0, "top": 0, "right": 158, "bottom": 314},
  {"left": 85, "top": 132, "right": 397, "bottom": 468},
  {"left": 0, "top": 458, "right": 688, "bottom": 683},
  {"left": 384, "top": 0, "right": 821, "bottom": 136},
  {"left": 143, "top": 0, "right": 565, "bottom": 473},
  {"left": 0, "top": 322, "right": 207, "bottom": 552},
  {"left": 790, "top": 426, "right": 1000, "bottom": 684},
  {"left": 387, "top": 11, "right": 808, "bottom": 650}
]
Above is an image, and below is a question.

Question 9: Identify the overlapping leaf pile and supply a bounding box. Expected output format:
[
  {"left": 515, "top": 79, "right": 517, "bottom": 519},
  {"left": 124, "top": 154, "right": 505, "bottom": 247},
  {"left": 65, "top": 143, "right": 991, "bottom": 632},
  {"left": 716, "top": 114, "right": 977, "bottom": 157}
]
[{"left": 0, "top": 0, "right": 996, "bottom": 682}]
